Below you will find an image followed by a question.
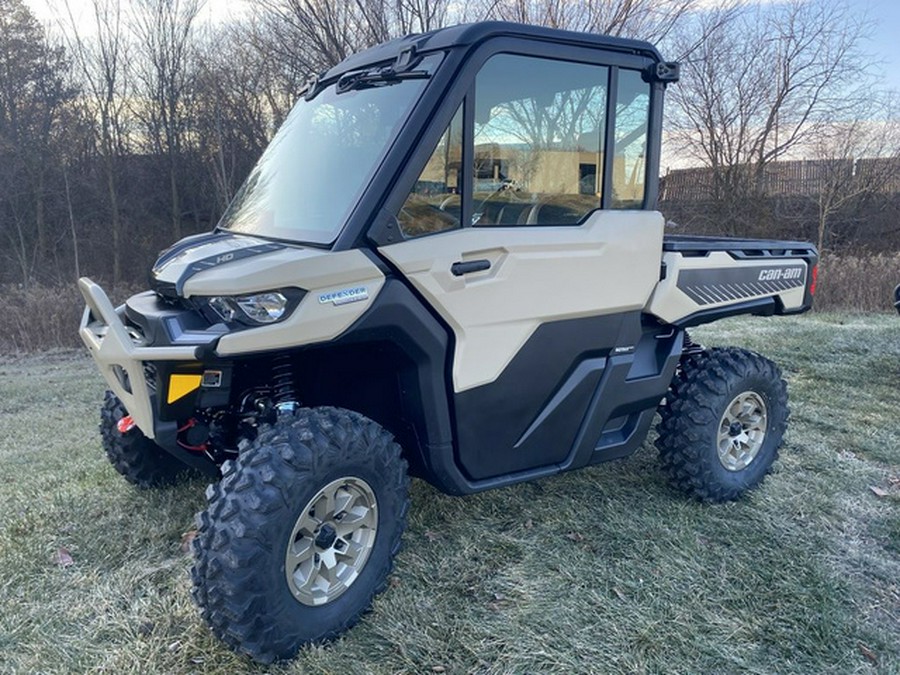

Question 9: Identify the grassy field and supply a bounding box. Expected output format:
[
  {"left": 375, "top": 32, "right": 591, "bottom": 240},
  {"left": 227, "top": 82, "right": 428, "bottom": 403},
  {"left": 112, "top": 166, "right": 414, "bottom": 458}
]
[{"left": 0, "top": 313, "right": 898, "bottom": 674}]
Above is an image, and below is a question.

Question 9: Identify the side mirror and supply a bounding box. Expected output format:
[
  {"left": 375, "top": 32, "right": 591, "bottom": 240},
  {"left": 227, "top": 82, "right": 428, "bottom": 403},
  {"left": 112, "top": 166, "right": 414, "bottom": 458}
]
[{"left": 644, "top": 62, "right": 680, "bottom": 83}]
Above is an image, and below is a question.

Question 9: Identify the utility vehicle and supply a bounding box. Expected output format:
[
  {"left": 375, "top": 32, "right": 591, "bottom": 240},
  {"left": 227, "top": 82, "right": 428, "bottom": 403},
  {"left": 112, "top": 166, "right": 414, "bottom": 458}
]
[{"left": 79, "top": 22, "right": 818, "bottom": 663}]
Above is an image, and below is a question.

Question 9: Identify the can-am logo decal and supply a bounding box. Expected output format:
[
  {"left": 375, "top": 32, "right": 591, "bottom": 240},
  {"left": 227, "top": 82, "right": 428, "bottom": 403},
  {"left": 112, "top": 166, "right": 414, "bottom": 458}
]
[
  {"left": 758, "top": 267, "right": 804, "bottom": 282},
  {"left": 677, "top": 265, "right": 807, "bottom": 306},
  {"left": 318, "top": 286, "right": 369, "bottom": 306}
]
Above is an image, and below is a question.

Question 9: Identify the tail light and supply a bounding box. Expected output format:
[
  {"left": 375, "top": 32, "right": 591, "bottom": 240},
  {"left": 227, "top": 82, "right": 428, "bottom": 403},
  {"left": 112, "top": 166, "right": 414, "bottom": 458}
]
[{"left": 809, "top": 264, "right": 818, "bottom": 296}]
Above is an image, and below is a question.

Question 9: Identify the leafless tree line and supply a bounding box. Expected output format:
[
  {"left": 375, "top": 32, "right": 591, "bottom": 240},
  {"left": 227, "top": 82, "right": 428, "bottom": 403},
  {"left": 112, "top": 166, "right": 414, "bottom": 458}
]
[{"left": 0, "top": 0, "right": 896, "bottom": 288}]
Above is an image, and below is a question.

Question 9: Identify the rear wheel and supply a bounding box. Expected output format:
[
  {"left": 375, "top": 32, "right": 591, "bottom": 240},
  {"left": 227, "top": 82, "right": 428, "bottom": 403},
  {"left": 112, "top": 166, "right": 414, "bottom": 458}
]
[
  {"left": 655, "top": 347, "right": 788, "bottom": 502},
  {"left": 191, "top": 406, "right": 409, "bottom": 663},
  {"left": 100, "top": 391, "right": 192, "bottom": 488}
]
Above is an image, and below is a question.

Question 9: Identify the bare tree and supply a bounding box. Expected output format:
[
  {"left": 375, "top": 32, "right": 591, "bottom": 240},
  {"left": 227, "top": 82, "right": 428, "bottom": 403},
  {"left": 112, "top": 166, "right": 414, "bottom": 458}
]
[
  {"left": 0, "top": 0, "right": 73, "bottom": 285},
  {"left": 667, "top": 0, "right": 871, "bottom": 207},
  {"left": 131, "top": 0, "right": 204, "bottom": 240},
  {"left": 799, "top": 97, "right": 900, "bottom": 251},
  {"left": 482, "top": 0, "right": 700, "bottom": 43},
  {"left": 61, "top": 0, "right": 131, "bottom": 283},
  {"left": 193, "top": 22, "right": 278, "bottom": 213},
  {"left": 254, "top": 0, "right": 457, "bottom": 79}
]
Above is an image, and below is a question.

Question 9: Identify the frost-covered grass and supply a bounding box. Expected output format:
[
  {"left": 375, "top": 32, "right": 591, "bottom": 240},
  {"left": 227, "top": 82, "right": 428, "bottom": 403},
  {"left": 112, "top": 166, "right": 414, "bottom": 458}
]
[{"left": 0, "top": 313, "right": 898, "bottom": 674}]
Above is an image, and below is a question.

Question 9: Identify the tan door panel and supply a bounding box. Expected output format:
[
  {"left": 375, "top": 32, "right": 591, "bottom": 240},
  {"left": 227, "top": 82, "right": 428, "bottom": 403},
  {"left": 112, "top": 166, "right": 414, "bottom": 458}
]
[{"left": 381, "top": 210, "right": 664, "bottom": 392}]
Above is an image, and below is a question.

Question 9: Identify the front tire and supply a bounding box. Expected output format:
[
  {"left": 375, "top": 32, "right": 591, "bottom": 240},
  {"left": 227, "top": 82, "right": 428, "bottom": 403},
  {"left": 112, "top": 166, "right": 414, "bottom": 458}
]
[
  {"left": 655, "top": 347, "right": 789, "bottom": 503},
  {"left": 100, "top": 391, "right": 191, "bottom": 488},
  {"left": 191, "top": 407, "right": 409, "bottom": 663}
]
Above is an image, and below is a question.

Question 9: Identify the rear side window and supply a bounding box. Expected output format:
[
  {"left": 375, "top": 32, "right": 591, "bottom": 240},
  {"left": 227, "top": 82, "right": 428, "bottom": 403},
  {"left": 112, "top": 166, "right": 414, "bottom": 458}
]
[
  {"left": 612, "top": 69, "right": 650, "bottom": 209},
  {"left": 472, "top": 54, "right": 608, "bottom": 226}
]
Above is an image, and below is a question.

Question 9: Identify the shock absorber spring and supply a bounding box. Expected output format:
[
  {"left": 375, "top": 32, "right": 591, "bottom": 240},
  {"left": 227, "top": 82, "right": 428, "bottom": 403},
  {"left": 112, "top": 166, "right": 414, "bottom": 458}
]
[{"left": 272, "top": 353, "right": 298, "bottom": 413}]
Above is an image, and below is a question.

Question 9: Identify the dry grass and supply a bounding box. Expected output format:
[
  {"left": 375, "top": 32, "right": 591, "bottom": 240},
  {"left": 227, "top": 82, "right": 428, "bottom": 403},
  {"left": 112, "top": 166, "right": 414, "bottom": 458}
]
[
  {"left": 0, "top": 284, "right": 141, "bottom": 353},
  {"left": 0, "top": 253, "right": 896, "bottom": 354},
  {"left": 0, "top": 313, "right": 898, "bottom": 673},
  {"left": 814, "top": 254, "right": 900, "bottom": 313}
]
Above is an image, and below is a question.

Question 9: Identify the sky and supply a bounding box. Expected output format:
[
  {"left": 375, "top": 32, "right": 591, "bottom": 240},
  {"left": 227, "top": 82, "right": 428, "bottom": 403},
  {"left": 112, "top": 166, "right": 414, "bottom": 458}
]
[
  {"left": 858, "top": 0, "right": 900, "bottom": 93},
  {"left": 27, "top": 0, "right": 248, "bottom": 34},
  {"left": 25, "top": 0, "right": 900, "bottom": 94}
]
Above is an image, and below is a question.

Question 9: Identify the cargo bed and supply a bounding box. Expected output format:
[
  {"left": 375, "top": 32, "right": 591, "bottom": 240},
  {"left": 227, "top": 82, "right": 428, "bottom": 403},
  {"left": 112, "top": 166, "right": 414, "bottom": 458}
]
[
  {"left": 663, "top": 234, "right": 817, "bottom": 258},
  {"left": 648, "top": 235, "right": 818, "bottom": 327}
]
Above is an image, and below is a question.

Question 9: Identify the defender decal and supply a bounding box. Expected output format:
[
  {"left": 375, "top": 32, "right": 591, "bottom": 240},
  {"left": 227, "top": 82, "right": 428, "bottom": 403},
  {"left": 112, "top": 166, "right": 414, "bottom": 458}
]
[
  {"left": 318, "top": 286, "right": 369, "bottom": 306},
  {"left": 677, "top": 265, "right": 806, "bottom": 306}
]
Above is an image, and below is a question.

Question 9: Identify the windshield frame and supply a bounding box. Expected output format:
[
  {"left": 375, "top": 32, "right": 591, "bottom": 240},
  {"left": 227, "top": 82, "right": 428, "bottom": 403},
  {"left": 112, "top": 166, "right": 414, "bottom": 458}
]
[{"left": 216, "top": 53, "right": 445, "bottom": 247}]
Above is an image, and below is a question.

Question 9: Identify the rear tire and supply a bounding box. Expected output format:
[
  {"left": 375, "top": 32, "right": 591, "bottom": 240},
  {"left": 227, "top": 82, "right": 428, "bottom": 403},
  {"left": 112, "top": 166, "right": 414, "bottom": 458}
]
[
  {"left": 655, "top": 347, "right": 788, "bottom": 502},
  {"left": 191, "top": 406, "right": 409, "bottom": 663},
  {"left": 100, "top": 390, "right": 192, "bottom": 488}
]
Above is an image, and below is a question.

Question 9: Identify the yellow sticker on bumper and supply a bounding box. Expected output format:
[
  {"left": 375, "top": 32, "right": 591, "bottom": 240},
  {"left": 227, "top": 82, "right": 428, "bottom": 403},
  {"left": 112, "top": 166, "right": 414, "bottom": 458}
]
[{"left": 167, "top": 374, "right": 202, "bottom": 404}]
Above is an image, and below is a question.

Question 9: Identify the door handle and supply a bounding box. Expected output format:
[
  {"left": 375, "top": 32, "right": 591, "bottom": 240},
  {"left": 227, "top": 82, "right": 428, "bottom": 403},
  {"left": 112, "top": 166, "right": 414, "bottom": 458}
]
[{"left": 451, "top": 259, "right": 491, "bottom": 276}]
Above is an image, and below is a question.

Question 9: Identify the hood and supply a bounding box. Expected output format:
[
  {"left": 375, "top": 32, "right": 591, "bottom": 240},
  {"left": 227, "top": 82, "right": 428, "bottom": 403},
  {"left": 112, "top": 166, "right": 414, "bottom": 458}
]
[
  {"left": 150, "top": 232, "right": 383, "bottom": 301},
  {"left": 152, "top": 233, "right": 293, "bottom": 297}
]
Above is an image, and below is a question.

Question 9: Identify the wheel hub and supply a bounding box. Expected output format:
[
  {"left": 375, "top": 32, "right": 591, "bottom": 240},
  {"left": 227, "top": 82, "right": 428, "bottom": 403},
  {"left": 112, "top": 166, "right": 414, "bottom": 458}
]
[
  {"left": 284, "top": 476, "right": 378, "bottom": 607},
  {"left": 315, "top": 524, "right": 337, "bottom": 550},
  {"left": 716, "top": 391, "right": 768, "bottom": 472}
]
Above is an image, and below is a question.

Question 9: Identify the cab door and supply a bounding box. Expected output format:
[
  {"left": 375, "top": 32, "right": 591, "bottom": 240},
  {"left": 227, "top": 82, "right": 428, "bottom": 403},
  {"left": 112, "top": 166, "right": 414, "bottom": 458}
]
[{"left": 380, "top": 53, "right": 663, "bottom": 480}]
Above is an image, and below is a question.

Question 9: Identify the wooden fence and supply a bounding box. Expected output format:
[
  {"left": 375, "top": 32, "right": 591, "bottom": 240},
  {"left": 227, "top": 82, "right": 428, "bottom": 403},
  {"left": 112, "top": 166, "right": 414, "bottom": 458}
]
[{"left": 660, "top": 157, "right": 900, "bottom": 202}]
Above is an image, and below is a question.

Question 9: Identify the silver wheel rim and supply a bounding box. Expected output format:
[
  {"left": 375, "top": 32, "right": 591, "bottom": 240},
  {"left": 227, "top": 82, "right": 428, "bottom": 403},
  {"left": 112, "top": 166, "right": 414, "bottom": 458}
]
[
  {"left": 716, "top": 391, "right": 768, "bottom": 472},
  {"left": 285, "top": 476, "right": 378, "bottom": 606}
]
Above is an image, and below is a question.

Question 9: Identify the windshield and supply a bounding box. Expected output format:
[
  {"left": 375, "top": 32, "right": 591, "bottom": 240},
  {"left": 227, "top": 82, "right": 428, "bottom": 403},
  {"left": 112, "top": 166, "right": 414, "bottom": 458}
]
[{"left": 219, "top": 54, "right": 441, "bottom": 245}]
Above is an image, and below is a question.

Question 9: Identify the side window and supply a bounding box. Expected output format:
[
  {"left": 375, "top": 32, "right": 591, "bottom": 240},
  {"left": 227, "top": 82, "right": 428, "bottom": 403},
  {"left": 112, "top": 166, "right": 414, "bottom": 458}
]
[
  {"left": 612, "top": 69, "right": 650, "bottom": 209},
  {"left": 397, "top": 105, "right": 463, "bottom": 238},
  {"left": 473, "top": 54, "right": 608, "bottom": 226}
]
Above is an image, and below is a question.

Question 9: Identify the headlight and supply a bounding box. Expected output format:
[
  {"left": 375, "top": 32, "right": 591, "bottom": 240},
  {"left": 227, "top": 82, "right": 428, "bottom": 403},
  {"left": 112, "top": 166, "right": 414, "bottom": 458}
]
[
  {"left": 207, "top": 291, "right": 292, "bottom": 325},
  {"left": 235, "top": 292, "right": 288, "bottom": 323}
]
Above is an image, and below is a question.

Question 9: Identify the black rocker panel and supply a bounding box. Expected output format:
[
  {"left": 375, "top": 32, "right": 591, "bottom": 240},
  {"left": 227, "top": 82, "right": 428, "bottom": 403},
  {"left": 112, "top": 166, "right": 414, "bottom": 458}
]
[{"left": 453, "top": 312, "right": 643, "bottom": 480}]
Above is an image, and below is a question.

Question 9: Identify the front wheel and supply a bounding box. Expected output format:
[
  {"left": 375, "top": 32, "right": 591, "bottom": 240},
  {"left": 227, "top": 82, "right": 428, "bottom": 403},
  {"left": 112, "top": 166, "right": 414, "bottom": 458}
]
[
  {"left": 191, "top": 407, "right": 409, "bottom": 663},
  {"left": 100, "top": 391, "right": 192, "bottom": 488},
  {"left": 655, "top": 347, "right": 789, "bottom": 503}
]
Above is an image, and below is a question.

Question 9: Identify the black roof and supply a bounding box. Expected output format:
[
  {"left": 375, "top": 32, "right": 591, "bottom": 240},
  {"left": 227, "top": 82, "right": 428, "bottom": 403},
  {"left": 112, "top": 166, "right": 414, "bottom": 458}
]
[{"left": 323, "top": 21, "right": 663, "bottom": 79}]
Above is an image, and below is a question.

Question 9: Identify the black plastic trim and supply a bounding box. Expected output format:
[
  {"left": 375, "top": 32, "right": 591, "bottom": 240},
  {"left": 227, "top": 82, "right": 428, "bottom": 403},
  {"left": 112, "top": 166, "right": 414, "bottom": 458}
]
[
  {"left": 451, "top": 259, "right": 491, "bottom": 276},
  {"left": 673, "top": 297, "right": 777, "bottom": 328},
  {"left": 424, "top": 317, "right": 682, "bottom": 494},
  {"left": 452, "top": 312, "right": 644, "bottom": 481},
  {"left": 320, "top": 22, "right": 663, "bottom": 85},
  {"left": 328, "top": 279, "right": 456, "bottom": 480},
  {"left": 567, "top": 327, "right": 682, "bottom": 468},
  {"left": 645, "top": 80, "right": 666, "bottom": 208},
  {"left": 663, "top": 234, "right": 817, "bottom": 255},
  {"left": 125, "top": 291, "right": 225, "bottom": 348},
  {"left": 601, "top": 67, "right": 618, "bottom": 209}
]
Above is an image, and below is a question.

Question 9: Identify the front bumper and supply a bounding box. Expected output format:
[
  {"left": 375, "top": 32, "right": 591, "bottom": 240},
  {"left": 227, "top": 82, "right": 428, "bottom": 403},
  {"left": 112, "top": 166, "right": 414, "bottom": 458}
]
[{"left": 78, "top": 277, "right": 200, "bottom": 439}]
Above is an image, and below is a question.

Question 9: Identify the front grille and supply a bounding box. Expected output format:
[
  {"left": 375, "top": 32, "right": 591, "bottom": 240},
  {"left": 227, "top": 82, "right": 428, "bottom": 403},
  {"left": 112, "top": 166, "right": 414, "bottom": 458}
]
[
  {"left": 152, "top": 278, "right": 189, "bottom": 309},
  {"left": 143, "top": 362, "right": 158, "bottom": 393}
]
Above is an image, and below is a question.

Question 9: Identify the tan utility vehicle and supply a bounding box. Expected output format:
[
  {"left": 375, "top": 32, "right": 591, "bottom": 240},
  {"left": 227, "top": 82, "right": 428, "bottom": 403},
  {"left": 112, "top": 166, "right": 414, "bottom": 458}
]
[{"left": 79, "top": 22, "right": 818, "bottom": 662}]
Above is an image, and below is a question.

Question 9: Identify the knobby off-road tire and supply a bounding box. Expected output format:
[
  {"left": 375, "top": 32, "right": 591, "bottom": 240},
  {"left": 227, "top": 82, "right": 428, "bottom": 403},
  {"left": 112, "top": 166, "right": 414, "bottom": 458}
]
[
  {"left": 191, "top": 406, "right": 409, "bottom": 663},
  {"left": 655, "top": 347, "right": 788, "bottom": 503},
  {"left": 100, "top": 390, "right": 191, "bottom": 488}
]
